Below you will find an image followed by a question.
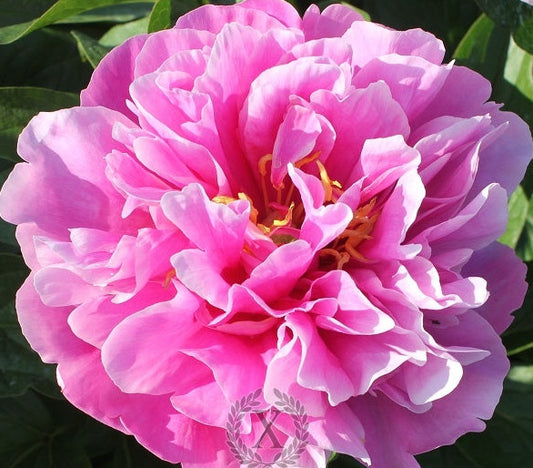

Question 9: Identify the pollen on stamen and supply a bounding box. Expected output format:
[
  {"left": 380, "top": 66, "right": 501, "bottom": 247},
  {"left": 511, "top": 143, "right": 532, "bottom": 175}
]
[{"left": 163, "top": 269, "right": 176, "bottom": 288}]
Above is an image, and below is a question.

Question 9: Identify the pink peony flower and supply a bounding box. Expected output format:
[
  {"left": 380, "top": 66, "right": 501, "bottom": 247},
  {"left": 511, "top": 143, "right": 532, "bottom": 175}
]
[{"left": 1, "top": 0, "right": 532, "bottom": 466}]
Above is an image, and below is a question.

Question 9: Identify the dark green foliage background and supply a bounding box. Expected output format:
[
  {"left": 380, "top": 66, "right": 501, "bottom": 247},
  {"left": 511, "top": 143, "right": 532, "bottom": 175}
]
[{"left": 0, "top": 1, "right": 532, "bottom": 466}]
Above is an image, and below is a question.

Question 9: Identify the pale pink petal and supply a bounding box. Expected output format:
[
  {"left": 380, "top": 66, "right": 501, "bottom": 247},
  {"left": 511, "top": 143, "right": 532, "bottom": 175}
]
[
  {"left": 302, "top": 4, "right": 363, "bottom": 40},
  {"left": 0, "top": 108, "right": 142, "bottom": 236},
  {"left": 343, "top": 22, "right": 445, "bottom": 67},
  {"left": 134, "top": 28, "right": 214, "bottom": 77},
  {"left": 469, "top": 107, "right": 533, "bottom": 198},
  {"left": 359, "top": 170, "right": 424, "bottom": 261},
  {"left": 161, "top": 184, "right": 249, "bottom": 263},
  {"left": 175, "top": 2, "right": 287, "bottom": 33},
  {"left": 463, "top": 242, "right": 528, "bottom": 333},
  {"left": 240, "top": 56, "right": 347, "bottom": 167},
  {"left": 310, "top": 82, "right": 410, "bottom": 183},
  {"left": 80, "top": 34, "right": 148, "bottom": 118},
  {"left": 354, "top": 55, "right": 452, "bottom": 121}
]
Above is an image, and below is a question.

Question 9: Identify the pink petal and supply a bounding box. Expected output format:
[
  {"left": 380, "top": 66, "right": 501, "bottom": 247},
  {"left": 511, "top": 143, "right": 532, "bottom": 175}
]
[
  {"left": 0, "top": 108, "right": 141, "bottom": 237},
  {"left": 240, "top": 56, "right": 347, "bottom": 167},
  {"left": 310, "top": 82, "right": 410, "bottom": 184},
  {"left": 175, "top": 2, "right": 287, "bottom": 34},
  {"left": 80, "top": 34, "right": 148, "bottom": 118},
  {"left": 101, "top": 289, "right": 213, "bottom": 395},
  {"left": 354, "top": 55, "right": 451, "bottom": 121},
  {"left": 134, "top": 28, "right": 214, "bottom": 77},
  {"left": 343, "top": 22, "right": 445, "bottom": 68},
  {"left": 359, "top": 170, "right": 424, "bottom": 261},
  {"left": 161, "top": 183, "right": 249, "bottom": 264},
  {"left": 463, "top": 242, "right": 528, "bottom": 333},
  {"left": 302, "top": 4, "right": 363, "bottom": 40}
]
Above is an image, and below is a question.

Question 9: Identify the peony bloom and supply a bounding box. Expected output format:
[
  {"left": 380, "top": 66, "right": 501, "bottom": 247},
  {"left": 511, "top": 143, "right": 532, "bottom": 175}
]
[{"left": 0, "top": 0, "right": 532, "bottom": 466}]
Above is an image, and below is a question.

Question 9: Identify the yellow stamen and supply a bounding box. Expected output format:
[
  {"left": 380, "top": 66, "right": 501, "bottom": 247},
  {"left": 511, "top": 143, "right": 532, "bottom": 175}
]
[
  {"left": 212, "top": 195, "right": 235, "bottom": 204},
  {"left": 272, "top": 202, "right": 295, "bottom": 227},
  {"left": 295, "top": 151, "right": 320, "bottom": 168},
  {"left": 258, "top": 154, "right": 273, "bottom": 213},
  {"left": 238, "top": 192, "right": 259, "bottom": 224},
  {"left": 164, "top": 269, "right": 176, "bottom": 288},
  {"left": 315, "top": 159, "right": 335, "bottom": 202}
]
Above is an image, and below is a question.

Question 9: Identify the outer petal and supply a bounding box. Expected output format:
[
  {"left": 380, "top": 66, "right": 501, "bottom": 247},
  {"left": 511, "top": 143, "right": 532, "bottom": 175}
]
[
  {"left": 302, "top": 3, "right": 363, "bottom": 40},
  {"left": 175, "top": 2, "right": 288, "bottom": 33},
  {"left": 343, "top": 22, "right": 445, "bottom": 67},
  {"left": 0, "top": 107, "right": 142, "bottom": 237},
  {"left": 80, "top": 34, "right": 149, "bottom": 118},
  {"left": 462, "top": 242, "right": 528, "bottom": 333}
]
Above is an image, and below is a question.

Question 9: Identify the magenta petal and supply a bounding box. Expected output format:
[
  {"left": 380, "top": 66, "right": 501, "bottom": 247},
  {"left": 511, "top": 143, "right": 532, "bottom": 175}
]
[
  {"left": 0, "top": 107, "right": 138, "bottom": 236},
  {"left": 343, "top": 21, "right": 444, "bottom": 67},
  {"left": 302, "top": 3, "right": 363, "bottom": 40},
  {"left": 308, "top": 403, "right": 369, "bottom": 463},
  {"left": 271, "top": 105, "right": 323, "bottom": 186},
  {"left": 289, "top": 166, "right": 353, "bottom": 250},
  {"left": 463, "top": 242, "right": 528, "bottom": 333},
  {"left": 311, "top": 270, "right": 395, "bottom": 335},
  {"left": 134, "top": 28, "right": 214, "bottom": 77},
  {"left": 68, "top": 282, "right": 173, "bottom": 348},
  {"left": 245, "top": 240, "right": 314, "bottom": 303},
  {"left": 172, "top": 249, "right": 232, "bottom": 309},
  {"left": 101, "top": 290, "right": 212, "bottom": 395},
  {"left": 34, "top": 267, "right": 101, "bottom": 307},
  {"left": 354, "top": 55, "right": 451, "bottom": 121},
  {"left": 360, "top": 171, "right": 424, "bottom": 261},
  {"left": 287, "top": 312, "right": 354, "bottom": 405},
  {"left": 118, "top": 395, "right": 236, "bottom": 466},
  {"left": 310, "top": 82, "right": 410, "bottom": 183},
  {"left": 161, "top": 184, "right": 249, "bottom": 263},
  {"left": 240, "top": 56, "right": 346, "bottom": 166},
  {"left": 176, "top": 2, "right": 286, "bottom": 33},
  {"left": 423, "top": 183, "right": 508, "bottom": 252},
  {"left": 469, "top": 108, "right": 533, "bottom": 198},
  {"left": 81, "top": 34, "right": 149, "bottom": 118}
]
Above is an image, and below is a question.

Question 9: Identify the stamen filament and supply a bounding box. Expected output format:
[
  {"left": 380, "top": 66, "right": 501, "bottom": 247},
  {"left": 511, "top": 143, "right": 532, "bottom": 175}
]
[{"left": 258, "top": 154, "right": 273, "bottom": 213}]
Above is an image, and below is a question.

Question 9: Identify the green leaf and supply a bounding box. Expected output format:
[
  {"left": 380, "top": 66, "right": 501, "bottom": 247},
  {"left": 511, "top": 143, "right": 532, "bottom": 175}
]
[
  {"left": 109, "top": 436, "right": 180, "bottom": 467},
  {"left": 148, "top": 0, "right": 204, "bottom": 32},
  {"left": 0, "top": 87, "right": 78, "bottom": 162},
  {"left": 475, "top": 0, "right": 533, "bottom": 54},
  {"left": 327, "top": 453, "right": 365, "bottom": 467},
  {"left": 417, "top": 365, "right": 533, "bottom": 467},
  {"left": 453, "top": 13, "right": 509, "bottom": 83},
  {"left": 0, "top": 391, "right": 53, "bottom": 466},
  {"left": 99, "top": 17, "right": 149, "bottom": 47},
  {"left": 454, "top": 14, "right": 533, "bottom": 130},
  {"left": 0, "top": 0, "right": 154, "bottom": 44},
  {"left": 0, "top": 28, "right": 94, "bottom": 93},
  {"left": 500, "top": 185, "right": 529, "bottom": 248},
  {"left": 499, "top": 37, "right": 533, "bottom": 127},
  {"left": 357, "top": 0, "right": 481, "bottom": 59},
  {"left": 147, "top": 0, "right": 172, "bottom": 32},
  {"left": 503, "top": 260, "right": 533, "bottom": 360},
  {"left": 515, "top": 196, "right": 533, "bottom": 261},
  {"left": 0, "top": 391, "right": 116, "bottom": 467},
  {"left": 71, "top": 30, "right": 111, "bottom": 68},
  {"left": 57, "top": 2, "right": 154, "bottom": 24},
  {"left": 0, "top": 253, "right": 58, "bottom": 398}
]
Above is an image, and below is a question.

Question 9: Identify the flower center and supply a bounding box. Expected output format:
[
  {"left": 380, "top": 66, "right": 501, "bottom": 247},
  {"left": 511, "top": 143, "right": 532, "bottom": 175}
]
[{"left": 214, "top": 154, "right": 379, "bottom": 270}]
